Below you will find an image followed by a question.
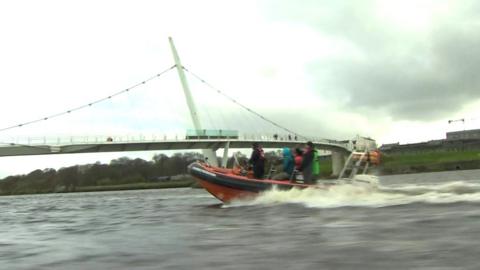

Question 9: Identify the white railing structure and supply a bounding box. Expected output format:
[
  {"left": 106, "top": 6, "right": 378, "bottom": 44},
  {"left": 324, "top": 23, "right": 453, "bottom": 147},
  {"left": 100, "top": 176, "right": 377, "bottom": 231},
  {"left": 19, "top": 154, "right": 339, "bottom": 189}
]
[{"left": 0, "top": 133, "right": 349, "bottom": 147}]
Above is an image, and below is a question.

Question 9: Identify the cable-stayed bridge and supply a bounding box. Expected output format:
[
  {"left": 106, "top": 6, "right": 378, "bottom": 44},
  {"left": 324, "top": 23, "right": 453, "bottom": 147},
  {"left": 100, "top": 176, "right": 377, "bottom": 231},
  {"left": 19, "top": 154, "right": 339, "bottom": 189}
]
[
  {"left": 0, "top": 134, "right": 353, "bottom": 176},
  {"left": 0, "top": 38, "right": 367, "bottom": 176}
]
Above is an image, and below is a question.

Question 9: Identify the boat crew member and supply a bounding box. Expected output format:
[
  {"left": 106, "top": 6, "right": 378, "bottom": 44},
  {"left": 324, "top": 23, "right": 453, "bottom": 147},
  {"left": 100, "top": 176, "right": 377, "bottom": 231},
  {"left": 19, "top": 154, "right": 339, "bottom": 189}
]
[
  {"left": 299, "top": 141, "right": 319, "bottom": 184},
  {"left": 272, "top": 147, "right": 294, "bottom": 180},
  {"left": 312, "top": 146, "right": 320, "bottom": 181},
  {"left": 282, "top": 147, "right": 294, "bottom": 177},
  {"left": 249, "top": 142, "right": 265, "bottom": 179},
  {"left": 291, "top": 148, "right": 304, "bottom": 181},
  {"left": 294, "top": 148, "right": 303, "bottom": 170}
]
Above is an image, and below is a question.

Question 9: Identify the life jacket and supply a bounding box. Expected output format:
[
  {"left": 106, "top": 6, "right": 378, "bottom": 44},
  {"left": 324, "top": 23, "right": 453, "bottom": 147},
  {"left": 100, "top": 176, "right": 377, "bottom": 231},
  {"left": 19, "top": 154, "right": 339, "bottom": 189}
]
[{"left": 312, "top": 150, "right": 320, "bottom": 175}]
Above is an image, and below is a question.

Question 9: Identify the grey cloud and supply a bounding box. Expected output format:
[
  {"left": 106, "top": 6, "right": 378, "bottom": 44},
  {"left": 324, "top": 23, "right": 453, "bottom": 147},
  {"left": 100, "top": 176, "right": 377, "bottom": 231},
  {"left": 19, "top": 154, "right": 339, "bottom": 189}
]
[{"left": 264, "top": 0, "right": 480, "bottom": 121}]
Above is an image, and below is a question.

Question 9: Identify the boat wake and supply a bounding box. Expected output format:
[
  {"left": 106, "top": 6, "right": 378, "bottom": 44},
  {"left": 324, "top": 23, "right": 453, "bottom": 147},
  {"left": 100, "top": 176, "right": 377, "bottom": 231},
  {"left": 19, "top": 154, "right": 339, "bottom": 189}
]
[{"left": 226, "top": 175, "right": 480, "bottom": 208}]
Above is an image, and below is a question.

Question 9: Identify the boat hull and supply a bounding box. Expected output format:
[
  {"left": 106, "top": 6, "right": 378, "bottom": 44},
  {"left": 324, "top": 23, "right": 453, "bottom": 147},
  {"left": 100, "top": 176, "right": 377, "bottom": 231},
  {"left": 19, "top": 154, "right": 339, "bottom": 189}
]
[
  {"left": 195, "top": 178, "right": 257, "bottom": 202},
  {"left": 188, "top": 162, "right": 311, "bottom": 203}
]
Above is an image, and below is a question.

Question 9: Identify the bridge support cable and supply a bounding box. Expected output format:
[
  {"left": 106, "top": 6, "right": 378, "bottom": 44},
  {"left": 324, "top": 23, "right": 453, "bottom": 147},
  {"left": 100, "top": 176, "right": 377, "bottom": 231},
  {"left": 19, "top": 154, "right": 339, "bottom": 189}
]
[
  {"left": 201, "top": 104, "right": 217, "bottom": 130},
  {"left": 0, "top": 65, "right": 176, "bottom": 134},
  {"left": 156, "top": 72, "right": 192, "bottom": 133},
  {"left": 234, "top": 104, "right": 254, "bottom": 136},
  {"left": 182, "top": 67, "right": 308, "bottom": 140}
]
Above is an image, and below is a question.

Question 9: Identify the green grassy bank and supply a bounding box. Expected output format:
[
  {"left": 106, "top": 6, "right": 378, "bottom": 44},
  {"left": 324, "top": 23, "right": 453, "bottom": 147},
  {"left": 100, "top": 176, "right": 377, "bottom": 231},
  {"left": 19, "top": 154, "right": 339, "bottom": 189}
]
[
  {"left": 0, "top": 179, "right": 196, "bottom": 196},
  {"left": 74, "top": 179, "right": 196, "bottom": 193},
  {"left": 378, "top": 150, "right": 480, "bottom": 174}
]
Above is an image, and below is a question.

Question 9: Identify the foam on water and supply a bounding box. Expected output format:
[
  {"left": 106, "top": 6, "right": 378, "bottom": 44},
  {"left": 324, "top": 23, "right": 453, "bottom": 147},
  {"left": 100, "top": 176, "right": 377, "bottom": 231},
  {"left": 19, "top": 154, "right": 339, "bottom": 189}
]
[{"left": 226, "top": 175, "right": 480, "bottom": 208}]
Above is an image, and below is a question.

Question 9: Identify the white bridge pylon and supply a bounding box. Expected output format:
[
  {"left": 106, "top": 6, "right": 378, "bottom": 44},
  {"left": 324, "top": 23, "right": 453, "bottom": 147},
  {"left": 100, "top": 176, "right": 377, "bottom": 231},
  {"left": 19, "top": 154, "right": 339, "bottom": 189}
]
[{"left": 168, "top": 37, "right": 219, "bottom": 166}]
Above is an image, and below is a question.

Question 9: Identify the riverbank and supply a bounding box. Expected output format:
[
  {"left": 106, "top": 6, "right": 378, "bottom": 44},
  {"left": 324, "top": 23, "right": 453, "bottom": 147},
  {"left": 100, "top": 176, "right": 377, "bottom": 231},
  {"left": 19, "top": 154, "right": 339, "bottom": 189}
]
[
  {"left": 73, "top": 179, "right": 196, "bottom": 193},
  {"left": 0, "top": 154, "right": 201, "bottom": 196},
  {"left": 2, "top": 150, "right": 479, "bottom": 196},
  {"left": 0, "top": 179, "right": 196, "bottom": 196},
  {"left": 376, "top": 150, "right": 480, "bottom": 175}
]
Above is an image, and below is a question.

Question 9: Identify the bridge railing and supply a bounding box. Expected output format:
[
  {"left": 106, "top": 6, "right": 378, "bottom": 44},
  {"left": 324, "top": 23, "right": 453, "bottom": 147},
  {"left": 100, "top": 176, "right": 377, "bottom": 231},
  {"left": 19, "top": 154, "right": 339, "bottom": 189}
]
[{"left": 0, "top": 133, "right": 350, "bottom": 149}]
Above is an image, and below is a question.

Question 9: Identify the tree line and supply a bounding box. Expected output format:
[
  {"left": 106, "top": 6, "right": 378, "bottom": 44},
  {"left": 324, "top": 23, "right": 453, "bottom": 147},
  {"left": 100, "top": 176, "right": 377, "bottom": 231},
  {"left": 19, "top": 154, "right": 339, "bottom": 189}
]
[
  {"left": 0, "top": 152, "right": 209, "bottom": 195},
  {"left": 0, "top": 150, "right": 332, "bottom": 196}
]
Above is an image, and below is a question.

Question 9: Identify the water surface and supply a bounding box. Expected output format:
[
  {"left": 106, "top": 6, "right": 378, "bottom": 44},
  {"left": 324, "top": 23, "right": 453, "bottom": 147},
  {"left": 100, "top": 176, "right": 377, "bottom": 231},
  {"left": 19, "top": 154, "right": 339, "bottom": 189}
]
[{"left": 2, "top": 170, "right": 480, "bottom": 269}]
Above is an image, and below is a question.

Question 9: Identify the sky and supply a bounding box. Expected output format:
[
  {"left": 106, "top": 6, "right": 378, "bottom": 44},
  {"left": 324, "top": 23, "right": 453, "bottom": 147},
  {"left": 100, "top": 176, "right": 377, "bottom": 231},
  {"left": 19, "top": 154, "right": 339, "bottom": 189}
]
[{"left": 0, "top": 0, "right": 480, "bottom": 177}]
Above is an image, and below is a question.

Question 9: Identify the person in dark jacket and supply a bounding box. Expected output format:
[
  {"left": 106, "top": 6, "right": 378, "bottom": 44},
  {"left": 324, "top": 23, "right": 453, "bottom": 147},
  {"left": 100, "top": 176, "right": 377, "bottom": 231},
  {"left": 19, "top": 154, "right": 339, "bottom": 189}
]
[
  {"left": 249, "top": 142, "right": 265, "bottom": 179},
  {"left": 299, "top": 141, "right": 315, "bottom": 184}
]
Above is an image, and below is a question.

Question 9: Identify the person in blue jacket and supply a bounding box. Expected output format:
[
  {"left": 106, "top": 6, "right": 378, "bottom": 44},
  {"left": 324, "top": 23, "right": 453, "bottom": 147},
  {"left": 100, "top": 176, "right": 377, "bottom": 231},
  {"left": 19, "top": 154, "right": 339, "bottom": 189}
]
[
  {"left": 272, "top": 147, "right": 294, "bottom": 180},
  {"left": 282, "top": 147, "right": 294, "bottom": 177}
]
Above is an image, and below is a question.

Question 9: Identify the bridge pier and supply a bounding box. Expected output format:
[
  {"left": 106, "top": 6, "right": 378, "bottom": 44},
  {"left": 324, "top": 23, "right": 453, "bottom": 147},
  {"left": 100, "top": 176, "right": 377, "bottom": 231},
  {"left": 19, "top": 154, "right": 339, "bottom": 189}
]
[
  {"left": 221, "top": 141, "right": 230, "bottom": 168},
  {"left": 331, "top": 151, "right": 347, "bottom": 177}
]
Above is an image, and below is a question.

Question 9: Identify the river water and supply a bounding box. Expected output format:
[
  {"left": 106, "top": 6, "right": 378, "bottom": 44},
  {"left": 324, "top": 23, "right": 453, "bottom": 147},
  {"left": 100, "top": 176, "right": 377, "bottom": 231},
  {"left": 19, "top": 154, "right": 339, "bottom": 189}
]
[{"left": 2, "top": 170, "right": 480, "bottom": 270}]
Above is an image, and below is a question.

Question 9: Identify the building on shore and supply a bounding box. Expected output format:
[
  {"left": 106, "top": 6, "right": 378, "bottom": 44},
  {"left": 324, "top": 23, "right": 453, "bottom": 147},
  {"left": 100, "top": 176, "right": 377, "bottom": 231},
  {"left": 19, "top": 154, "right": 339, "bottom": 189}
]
[
  {"left": 379, "top": 129, "right": 480, "bottom": 154},
  {"left": 446, "top": 129, "right": 480, "bottom": 140},
  {"left": 350, "top": 136, "right": 377, "bottom": 151},
  {"left": 338, "top": 136, "right": 377, "bottom": 152}
]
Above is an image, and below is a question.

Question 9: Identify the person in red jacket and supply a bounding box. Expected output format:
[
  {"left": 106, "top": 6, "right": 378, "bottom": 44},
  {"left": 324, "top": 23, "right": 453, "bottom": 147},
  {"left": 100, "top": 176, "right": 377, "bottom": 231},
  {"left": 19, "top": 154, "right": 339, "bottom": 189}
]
[
  {"left": 294, "top": 148, "right": 303, "bottom": 170},
  {"left": 291, "top": 148, "right": 304, "bottom": 182}
]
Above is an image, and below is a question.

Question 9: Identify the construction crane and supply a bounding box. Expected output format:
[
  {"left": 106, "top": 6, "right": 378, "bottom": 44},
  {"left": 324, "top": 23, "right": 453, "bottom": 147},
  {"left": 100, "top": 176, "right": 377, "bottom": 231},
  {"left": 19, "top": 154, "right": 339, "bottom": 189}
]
[
  {"left": 448, "top": 117, "right": 480, "bottom": 132},
  {"left": 447, "top": 118, "right": 465, "bottom": 124}
]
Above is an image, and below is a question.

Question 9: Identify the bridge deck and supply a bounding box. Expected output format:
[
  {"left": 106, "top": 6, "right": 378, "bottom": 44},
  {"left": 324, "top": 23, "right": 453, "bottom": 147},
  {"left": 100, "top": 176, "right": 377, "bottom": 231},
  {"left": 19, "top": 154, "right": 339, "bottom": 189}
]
[{"left": 0, "top": 139, "right": 350, "bottom": 157}]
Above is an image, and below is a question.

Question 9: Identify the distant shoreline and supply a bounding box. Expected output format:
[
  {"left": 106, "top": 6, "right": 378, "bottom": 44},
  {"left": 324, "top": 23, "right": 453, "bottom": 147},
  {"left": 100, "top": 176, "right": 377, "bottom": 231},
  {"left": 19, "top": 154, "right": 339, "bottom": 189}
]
[
  {"left": 375, "top": 150, "right": 480, "bottom": 175},
  {"left": 0, "top": 179, "right": 196, "bottom": 197},
  {"left": 72, "top": 179, "right": 196, "bottom": 193},
  {"left": 2, "top": 150, "right": 479, "bottom": 196}
]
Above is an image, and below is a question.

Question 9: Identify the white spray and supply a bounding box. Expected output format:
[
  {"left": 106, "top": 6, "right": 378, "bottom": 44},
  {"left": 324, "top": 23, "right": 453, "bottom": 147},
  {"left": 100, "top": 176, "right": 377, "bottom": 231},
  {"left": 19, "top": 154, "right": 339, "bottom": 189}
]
[{"left": 226, "top": 175, "right": 480, "bottom": 208}]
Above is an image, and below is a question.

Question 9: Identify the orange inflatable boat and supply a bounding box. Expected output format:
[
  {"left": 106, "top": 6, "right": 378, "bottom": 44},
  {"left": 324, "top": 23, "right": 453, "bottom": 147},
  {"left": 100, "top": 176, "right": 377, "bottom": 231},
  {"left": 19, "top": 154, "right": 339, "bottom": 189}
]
[{"left": 188, "top": 162, "right": 317, "bottom": 203}]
